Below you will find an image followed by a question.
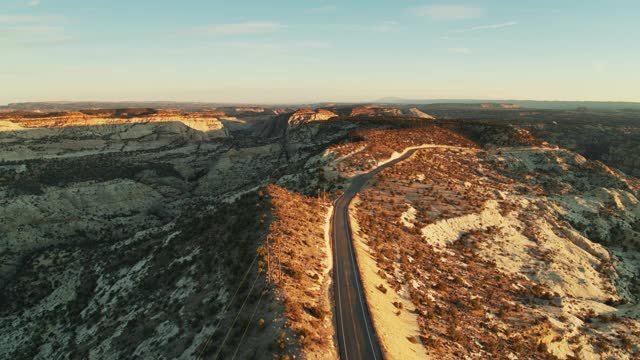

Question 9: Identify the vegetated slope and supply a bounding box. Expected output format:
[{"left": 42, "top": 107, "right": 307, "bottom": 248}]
[
  {"left": 438, "top": 120, "right": 548, "bottom": 148},
  {"left": 3, "top": 106, "right": 637, "bottom": 359},
  {"left": 402, "top": 109, "right": 640, "bottom": 178},
  {"left": 263, "top": 185, "right": 336, "bottom": 359},
  {"left": 0, "top": 185, "right": 337, "bottom": 360},
  {"left": 0, "top": 125, "right": 229, "bottom": 289},
  {"left": 0, "top": 108, "right": 352, "bottom": 360},
  {"left": 516, "top": 117, "right": 640, "bottom": 177},
  {"left": 324, "top": 127, "right": 478, "bottom": 176},
  {"left": 0, "top": 192, "right": 278, "bottom": 359},
  {"left": 345, "top": 126, "right": 640, "bottom": 359}
]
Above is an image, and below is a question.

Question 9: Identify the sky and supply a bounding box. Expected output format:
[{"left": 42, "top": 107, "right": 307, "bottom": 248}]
[{"left": 1, "top": 0, "right": 639, "bottom": 104}]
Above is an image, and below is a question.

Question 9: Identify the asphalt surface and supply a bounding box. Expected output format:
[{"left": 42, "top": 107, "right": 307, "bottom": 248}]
[{"left": 332, "top": 148, "right": 420, "bottom": 360}]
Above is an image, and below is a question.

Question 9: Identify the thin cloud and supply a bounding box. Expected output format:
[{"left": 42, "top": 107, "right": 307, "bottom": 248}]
[
  {"left": 455, "top": 21, "right": 517, "bottom": 33},
  {"left": 412, "top": 5, "right": 485, "bottom": 20},
  {"left": 327, "top": 21, "right": 404, "bottom": 33},
  {"left": 306, "top": 5, "right": 337, "bottom": 14},
  {"left": 191, "top": 21, "right": 286, "bottom": 35},
  {"left": 221, "top": 40, "right": 332, "bottom": 52},
  {"left": 372, "top": 21, "right": 402, "bottom": 33},
  {"left": 28, "top": 0, "right": 41, "bottom": 6},
  {"left": 296, "top": 40, "right": 332, "bottom": 49},
  {"left": 0, "top": 25, "right": 71, "bottom": 45},
  {"left": 0, "top": 14, "right": 71, "bottom": 46},
  {"left": 223, "top": 41, "right": 279, "bottom": 50},
  {"left": 0, "top": 15, "right": 54, "bottom": 24}
]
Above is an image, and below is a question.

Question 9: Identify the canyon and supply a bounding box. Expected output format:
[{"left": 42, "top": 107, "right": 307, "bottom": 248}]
[{"left": 0, "top": 103, "right": 638, "bottom": 359}]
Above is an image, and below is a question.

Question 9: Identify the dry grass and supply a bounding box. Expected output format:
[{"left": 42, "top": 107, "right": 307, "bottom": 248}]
[
  {"left": 262, "top": 185, "right": 336, "bottom": 359},
  {"left": 355, "top": 202, "right": 558, "bottom": 359},
  {"left": 347, "top": 138, "right": 640, "bottom": 359},
  {"left": 327, "top": 127, "right": 478, "bottom": 173}
]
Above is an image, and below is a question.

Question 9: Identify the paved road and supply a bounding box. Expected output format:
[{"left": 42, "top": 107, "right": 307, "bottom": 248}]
[{"left": 332, "top": 148, "right": 420, "bottom": 360}]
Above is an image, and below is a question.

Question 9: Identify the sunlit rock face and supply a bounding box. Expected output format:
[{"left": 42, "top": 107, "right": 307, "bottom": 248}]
[
  {"left": 0, "top": 110, "right": 228, "bottom": 162},
  {"left": 408, "top": 107, "right": 435, "bottom": 119},
  {"left": 287, "top": 108, "right": 337, "bottom": 126},
  {"left": 350, "top": 105, "right": 403, "bottom": 117}
]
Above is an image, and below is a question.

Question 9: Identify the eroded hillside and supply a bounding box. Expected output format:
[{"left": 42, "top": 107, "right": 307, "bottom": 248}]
[
  {"left": 1, "top": 107, "right": 638, "bottom": 359},
  {"left": 340, "top": 127, "right": 640, "bottom": 359},
  {"left": 0, "top": 108, "right": 343, "bottom": 359}
]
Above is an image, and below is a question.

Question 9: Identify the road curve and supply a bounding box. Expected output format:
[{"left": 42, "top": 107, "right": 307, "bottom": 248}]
[{"left": 332, "top": 148, "right": 420, "bottom": 360}]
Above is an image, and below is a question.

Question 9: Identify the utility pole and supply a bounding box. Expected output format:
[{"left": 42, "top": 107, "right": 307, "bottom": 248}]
[{"left": 266, "top": 236, "right": 271, "bottom": 284}]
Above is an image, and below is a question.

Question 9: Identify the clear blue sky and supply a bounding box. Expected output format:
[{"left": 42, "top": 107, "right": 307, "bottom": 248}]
[{"left": 1, "top": 0, "right": 639, "bottom": 104}]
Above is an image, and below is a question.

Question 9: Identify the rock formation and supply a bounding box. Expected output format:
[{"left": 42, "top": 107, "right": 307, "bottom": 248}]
[
  {"left": 408, "top": 107, "right": 436, "bottom": 119},
  {"left": 287, "top": 108, "right": 337, "bottom": 126},
  {"left": 350, "top": 106, "right": 403, "bottom": 117},
  {"left": 0, "top": 110, "right": 228, "bottom": 162}
]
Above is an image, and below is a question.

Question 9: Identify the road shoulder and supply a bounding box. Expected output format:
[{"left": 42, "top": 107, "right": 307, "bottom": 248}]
[{"left": 349, "top": 197, "right": 428, "bottom": 360}]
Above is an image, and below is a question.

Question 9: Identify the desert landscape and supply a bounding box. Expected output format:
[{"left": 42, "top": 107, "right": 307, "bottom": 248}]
[
  {"left": 0, "top": 102, "right": 638, "bottom": 359},
  {"left": 2, "top": 1, "right": 639, "bottom": 358}
]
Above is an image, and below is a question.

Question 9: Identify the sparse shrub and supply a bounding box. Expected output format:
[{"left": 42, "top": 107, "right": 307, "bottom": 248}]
[
  {"left": 619, "top": 333, "right": 632, "bottom": 350},
  {"left": 376, "top": 284, "right": 388, "bottom": 294},
  {"left": 470, "top": 297, "right": 482, "bottom": 311},
  {"left": 275, "top": 331, "right": 287, "bottom": 350},
  {"left": 447, "top": 322, "right": 463, "bottom": 342},
  {"left": 536, "top": 341, "right": 548, "bottom": 353}
]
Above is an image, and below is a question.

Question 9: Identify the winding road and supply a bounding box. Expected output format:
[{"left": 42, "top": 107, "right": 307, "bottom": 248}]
[{"left": 332, "top": 148, "right": 421, "bottom": 360}]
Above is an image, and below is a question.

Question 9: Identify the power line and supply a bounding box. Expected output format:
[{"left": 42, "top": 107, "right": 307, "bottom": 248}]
[
  {"left": 196, "top": 254, "right": 258, "bottom": 360},
  {"left": 210, "top": 265, "right": 262, "bottom": 360},
  {"left": 230, "top": 287, "right": 266, "bottom": 360}
]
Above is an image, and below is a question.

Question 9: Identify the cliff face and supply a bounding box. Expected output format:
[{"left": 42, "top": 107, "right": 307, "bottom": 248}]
[
  {"left": 287, "top": 108, "right": 337, "bottom": 126},
  {"left": 0, "top": 111, "right": 228, "bottom": 162},
  {"left": 4, "top": 110, "right": 226, "bottom": 132}
]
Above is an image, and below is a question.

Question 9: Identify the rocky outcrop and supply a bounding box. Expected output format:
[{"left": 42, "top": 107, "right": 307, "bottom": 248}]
[
  {"left": 4, "top": 111, "right": 226, "bottom": 133},
  {"left": 350, "top": 107, "right": 376, "bottom": 117},
  {"left": 287, "top": 108, "right": 337, "bottom": 126},
  {"left": 0, "top": 111, "right": 228, "bottom": 161},
  {"left": 272, "top": 108, "right": 290, "bottom": 115},
  {"left": 0, "top": 179, "right": 166, "bottom": 284},
  {"left": 408, "top": 107, "right": 435, "bottom": 119},
  {"left": 350, "top": 106, "right": 403, "bottom": 117}
]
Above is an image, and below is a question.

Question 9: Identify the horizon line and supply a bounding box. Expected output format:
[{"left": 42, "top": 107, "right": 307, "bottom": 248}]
[{"left": 3, "top": 98, "right": 640, "bottom": 107}]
